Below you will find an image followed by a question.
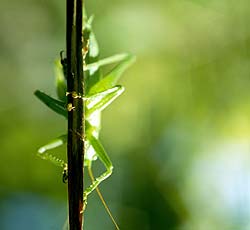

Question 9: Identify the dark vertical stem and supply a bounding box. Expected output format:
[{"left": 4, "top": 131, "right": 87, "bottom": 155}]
[{"left": 66, "top": 0, "right": 85, "bottom": 229}]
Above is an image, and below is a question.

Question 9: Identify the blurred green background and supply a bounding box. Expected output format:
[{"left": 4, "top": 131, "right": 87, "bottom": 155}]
[{"left": 1, "top": 0, "right": 250, "bottom": 229}]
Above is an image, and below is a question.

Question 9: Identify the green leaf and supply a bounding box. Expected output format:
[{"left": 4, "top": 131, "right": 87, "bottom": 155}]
[
  {"left": 86, "top": 85, "right": 124, "bottom": 117},
  {"left": 34, "top": 90, "right": 67, "bottom": 118},
  {"left": 88, "top": 54, "right": 136, "bottom": 95}
]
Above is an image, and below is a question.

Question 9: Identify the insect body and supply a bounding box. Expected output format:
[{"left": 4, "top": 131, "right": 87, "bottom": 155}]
[{"left": 34, "top": 16, "right": 135, "bottom": 210}]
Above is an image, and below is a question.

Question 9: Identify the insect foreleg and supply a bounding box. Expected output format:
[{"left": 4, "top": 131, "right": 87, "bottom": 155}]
[
  {"left": 37, "top": 134, "right": 68, "bottom": 182},
  {"left": 37, "top": 134, "right": 67, "bottom": 168}
]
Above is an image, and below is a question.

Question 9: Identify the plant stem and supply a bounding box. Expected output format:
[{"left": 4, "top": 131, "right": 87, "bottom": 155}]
[{"left": 66, "top": 0, "right": 85, "bottom": 229}]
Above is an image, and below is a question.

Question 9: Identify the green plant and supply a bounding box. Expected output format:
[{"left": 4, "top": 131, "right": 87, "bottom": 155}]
[{"left": 34, "top": 7, "right": 135, "bottom": 230}]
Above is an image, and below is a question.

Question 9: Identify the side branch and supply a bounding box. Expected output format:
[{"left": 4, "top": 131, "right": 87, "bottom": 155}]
[{"left": 66, "top": 0, "right": 85, "bottom": 229}]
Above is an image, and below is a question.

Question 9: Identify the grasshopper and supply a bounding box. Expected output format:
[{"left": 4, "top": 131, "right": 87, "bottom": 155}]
[{"left": 34, "top": 16, "right": 135, "bottom": 227}]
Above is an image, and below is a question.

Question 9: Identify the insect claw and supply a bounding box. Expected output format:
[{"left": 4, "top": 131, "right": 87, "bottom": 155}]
[
  {"left": 62, "top": 165, "right": 68, "bottom": 183},
  {"left": 67, "top": 103, "right": 75, "bottom": 111},
  {"left": 60, "top": 50, "right": 67, "bottom": 70},
  {"left": 66, "top": 91, "right": 83, "bottom": 99},
  {"left": 60, "top": 50, "right": 66, "bottom": 60}
]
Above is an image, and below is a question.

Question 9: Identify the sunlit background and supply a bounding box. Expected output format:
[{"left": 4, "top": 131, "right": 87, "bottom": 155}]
[{"left": 1, "top": 0, "right": 250, "bottom": 229}]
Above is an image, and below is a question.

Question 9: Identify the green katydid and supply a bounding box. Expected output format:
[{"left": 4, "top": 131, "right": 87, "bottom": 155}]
[{"left": 34, "top": 16, "right": 135, "bottom": 228}]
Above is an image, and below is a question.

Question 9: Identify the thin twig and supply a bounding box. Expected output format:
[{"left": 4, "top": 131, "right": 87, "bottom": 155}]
[{"left": 66, "top": 0, "right": 85, "bottom": 229}]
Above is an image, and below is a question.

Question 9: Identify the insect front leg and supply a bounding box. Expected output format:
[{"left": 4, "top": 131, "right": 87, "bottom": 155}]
[{"left": 37, "top": 134, "right": 68, "bottom": 182}]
